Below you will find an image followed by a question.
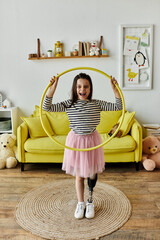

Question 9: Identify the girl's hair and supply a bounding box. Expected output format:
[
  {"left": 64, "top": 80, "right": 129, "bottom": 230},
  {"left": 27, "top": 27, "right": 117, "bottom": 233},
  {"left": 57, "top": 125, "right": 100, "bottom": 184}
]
[
  {"left": 62, "top": 73, "right": 93, "bottom": 109},
  {"left": 70, "top": 73, "right": 93, "bottom": 106}
]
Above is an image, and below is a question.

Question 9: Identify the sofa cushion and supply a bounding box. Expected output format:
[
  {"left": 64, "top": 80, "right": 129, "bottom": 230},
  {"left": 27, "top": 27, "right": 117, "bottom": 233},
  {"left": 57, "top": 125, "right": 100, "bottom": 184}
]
[
  {"left": 24, "top": 134, "right": 136, "bottom": 154},
  {"left": 118, "top": 111, "right": 136, "bottom": 136},
  {"left": 96, "top": 110, "right": 122, "bottom": 133},
  {"left": 24, "top": 135, "right": 66, "bottom": 154},
  {"left": 101, "top": 134, "right": 136, "bottom": 153},
  {"left": 46, "top": 112, "right": 71, "bottom": 135},
  {"left": 33, "top": 105, "right": 71, "bottom": 135},
  {"left": 21, "top": 115, "right": 54, "bottom": 138}
]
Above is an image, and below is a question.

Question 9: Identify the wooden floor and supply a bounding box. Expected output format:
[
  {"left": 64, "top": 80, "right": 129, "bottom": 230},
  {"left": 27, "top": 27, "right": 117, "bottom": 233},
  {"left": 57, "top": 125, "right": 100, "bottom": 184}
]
[{"left": 0, "top": 162, "right": 160, "bottom": 240}]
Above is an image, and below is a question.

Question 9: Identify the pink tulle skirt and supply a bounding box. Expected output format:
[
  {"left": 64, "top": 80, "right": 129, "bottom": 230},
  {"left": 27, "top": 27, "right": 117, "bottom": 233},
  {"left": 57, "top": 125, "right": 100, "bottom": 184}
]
[{"left": 62, "top": 130, "right": 105, "bottom": 178}]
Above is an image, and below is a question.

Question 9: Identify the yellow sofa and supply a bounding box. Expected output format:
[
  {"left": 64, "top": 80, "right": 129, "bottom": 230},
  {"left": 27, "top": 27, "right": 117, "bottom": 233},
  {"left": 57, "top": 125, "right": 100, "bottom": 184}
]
[{"left": 17, "top": 105, "right": 142, "bottom": 171}]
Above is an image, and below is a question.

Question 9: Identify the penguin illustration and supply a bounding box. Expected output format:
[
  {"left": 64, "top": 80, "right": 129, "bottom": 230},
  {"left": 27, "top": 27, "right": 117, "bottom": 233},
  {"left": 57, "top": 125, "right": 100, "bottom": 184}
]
[{"left": 134, "top": 51, "right": 147, "bottom": 67}]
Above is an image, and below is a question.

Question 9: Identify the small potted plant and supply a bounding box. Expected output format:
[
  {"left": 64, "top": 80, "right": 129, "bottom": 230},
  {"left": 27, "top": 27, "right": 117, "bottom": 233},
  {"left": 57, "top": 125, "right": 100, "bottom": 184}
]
[
  {"left": 72, "top": 44, "right": 79, "bottom": 56},
  {"left": 72, "top": 49, "right": 78, "bottom": 56},
  {"left": 47, "top": 50, "right": 53, "bottom": 57}
]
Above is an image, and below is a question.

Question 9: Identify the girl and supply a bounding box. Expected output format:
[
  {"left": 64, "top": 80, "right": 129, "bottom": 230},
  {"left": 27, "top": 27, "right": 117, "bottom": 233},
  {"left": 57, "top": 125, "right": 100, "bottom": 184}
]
[{"left": 43, "top": 73, "right": 122, "bottom": 219}]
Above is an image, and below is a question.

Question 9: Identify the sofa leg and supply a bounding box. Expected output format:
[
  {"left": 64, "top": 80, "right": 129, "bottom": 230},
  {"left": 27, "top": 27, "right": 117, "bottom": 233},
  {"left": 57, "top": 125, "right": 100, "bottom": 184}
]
[
  {"left": 21, "top": 163, "right": 24, "bottom": 172},
  {"left": 135, "top": 162, "right": 139, "bottom": 171}
]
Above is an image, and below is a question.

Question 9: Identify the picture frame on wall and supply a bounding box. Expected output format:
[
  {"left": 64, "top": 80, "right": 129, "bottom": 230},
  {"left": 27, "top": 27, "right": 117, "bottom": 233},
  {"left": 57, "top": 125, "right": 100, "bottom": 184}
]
[{"left": 119, "top": 24, "right": 153, "bottom": 90}]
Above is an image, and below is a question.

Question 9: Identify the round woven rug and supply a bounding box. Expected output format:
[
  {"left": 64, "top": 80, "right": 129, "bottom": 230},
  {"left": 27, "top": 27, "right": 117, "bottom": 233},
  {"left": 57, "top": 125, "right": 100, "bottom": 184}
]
[{"left": 15, "top": 179, "right": 132, "bottom": 240}]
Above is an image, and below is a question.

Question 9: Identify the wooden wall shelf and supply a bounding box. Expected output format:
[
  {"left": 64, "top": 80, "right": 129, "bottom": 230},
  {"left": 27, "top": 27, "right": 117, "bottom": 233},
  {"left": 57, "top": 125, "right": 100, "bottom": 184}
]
[{"left": 28, "top": 55, "right": 109, "bottom": 60}]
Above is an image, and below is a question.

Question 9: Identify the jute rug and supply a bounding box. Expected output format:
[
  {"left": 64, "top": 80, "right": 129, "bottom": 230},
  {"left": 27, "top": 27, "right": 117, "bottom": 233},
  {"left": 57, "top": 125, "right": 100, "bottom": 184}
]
[{"left": 15, "top": 179, "right": 132, "bottom": 240}]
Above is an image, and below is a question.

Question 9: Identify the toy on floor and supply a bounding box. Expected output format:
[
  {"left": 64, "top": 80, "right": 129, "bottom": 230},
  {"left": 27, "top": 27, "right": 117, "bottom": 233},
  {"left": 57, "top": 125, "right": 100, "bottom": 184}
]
[
  {"left": 0, "top": 133, "right": 18, "bottom": 169},
  {"left": 142, "top": 135, "right": 160, "bottom": 171},
  {"left": 108, "top": 123, "right": 123, "bottom": 138}
]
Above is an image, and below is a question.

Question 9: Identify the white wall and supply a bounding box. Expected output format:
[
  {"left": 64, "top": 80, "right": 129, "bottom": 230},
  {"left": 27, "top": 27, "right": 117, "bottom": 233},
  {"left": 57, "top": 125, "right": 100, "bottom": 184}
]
[{"left": 0, "top": 0, "right": 160, "bottom": 125}]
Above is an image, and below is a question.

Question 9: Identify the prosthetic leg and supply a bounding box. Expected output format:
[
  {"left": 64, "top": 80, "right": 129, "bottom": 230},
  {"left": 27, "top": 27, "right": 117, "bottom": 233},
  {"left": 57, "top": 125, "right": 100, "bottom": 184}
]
[{"left": 87, "top": 174, "right": 98, "bottom": 203}]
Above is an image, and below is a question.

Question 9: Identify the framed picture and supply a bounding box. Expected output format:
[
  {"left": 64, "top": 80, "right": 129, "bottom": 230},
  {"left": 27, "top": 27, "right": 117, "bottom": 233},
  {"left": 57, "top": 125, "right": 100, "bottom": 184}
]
[{"left": 119, "top": 24, "right": 153, "bottom": 90}]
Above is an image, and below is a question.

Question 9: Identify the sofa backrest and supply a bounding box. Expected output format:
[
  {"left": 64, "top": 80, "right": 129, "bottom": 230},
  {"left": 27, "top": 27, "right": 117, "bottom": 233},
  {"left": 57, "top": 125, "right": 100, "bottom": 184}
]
[{"left": 33, "top": 105, "right": 122, "bottom": 135}]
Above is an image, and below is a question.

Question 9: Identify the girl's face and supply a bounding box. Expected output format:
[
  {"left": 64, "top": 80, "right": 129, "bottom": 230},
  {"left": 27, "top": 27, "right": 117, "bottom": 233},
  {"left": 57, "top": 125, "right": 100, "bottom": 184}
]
[{"left": 76, "top": 78, "right": 91, "bottom": 100}]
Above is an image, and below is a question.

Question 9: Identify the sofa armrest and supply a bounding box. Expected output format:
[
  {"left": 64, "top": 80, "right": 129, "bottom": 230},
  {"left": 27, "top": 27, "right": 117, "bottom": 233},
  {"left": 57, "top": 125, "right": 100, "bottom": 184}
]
[
  {"left": 17, "top": 122, "right": 29, "bottom": 163},
  {"left": 130, "top": 119, "right": 142, "bottom": 162}
]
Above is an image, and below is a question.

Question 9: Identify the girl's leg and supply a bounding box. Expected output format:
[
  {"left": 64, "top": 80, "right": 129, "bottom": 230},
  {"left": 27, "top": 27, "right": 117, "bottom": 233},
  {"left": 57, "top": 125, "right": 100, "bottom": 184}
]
[
  {"left": 74, "top": 176, "right": 85, "bottom": 219},
  {"left": 75, "top": 176, "right": 85, "bottom": 202},
  {"left": 87, "top": 174, "right": 98, "bottom": 203},
  {"left": 85, "top": 174, "right": 97, "bottom": 219}
]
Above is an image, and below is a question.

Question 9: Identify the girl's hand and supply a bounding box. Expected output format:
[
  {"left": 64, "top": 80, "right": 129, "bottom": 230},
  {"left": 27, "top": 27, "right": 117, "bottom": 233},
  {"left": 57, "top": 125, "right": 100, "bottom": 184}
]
[
  {"left": 110, "top": 76, "right": 121, "bottom": 98},
  {"left": 47, "top": 74, "right": 59, "bottom": 97}
]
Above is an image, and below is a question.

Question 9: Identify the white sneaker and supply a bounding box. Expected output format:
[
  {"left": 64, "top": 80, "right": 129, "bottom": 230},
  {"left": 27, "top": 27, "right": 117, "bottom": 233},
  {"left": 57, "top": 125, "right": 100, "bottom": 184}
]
[
  {"left": 85, "top": 201, "right": 95, "bottom": 219},
  {"left": 74, "top": 203, "right": 85, "bottom": 219}
]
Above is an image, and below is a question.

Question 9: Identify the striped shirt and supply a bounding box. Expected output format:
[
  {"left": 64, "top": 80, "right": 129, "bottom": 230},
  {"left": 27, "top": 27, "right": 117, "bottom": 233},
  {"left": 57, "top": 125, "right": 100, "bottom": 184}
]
[{"left": 43, "top": 96, "right": 122, "bottom": 135}]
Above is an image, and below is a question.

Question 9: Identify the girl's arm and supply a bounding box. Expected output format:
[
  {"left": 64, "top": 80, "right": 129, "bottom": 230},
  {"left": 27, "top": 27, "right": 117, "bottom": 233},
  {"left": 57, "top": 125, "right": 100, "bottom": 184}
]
[
  {"left": 110, "top": 77, "right": 121, "bottom": 99},
  {"left": 94, "top": 77, "right": 122, "bottom": 111},
  {"left": 43, "top": 75, "right": 66, "bottom": 112},
  {"left": 47, "top": 75, "right": 59, "bottom": 97},
  {"left": 43, "top": 96, "right": 70, "bottom": 112}
]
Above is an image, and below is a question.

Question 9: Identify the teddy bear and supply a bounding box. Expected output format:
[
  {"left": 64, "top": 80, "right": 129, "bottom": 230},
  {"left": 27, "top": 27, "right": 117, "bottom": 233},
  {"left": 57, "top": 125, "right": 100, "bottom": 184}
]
[
  {"left": 108, "top": 123, "right": 123, "bottom": 138},
  {"left": 0, "top": 133, "right": 18, "bottom": 169},
  {"left": 142, "top": 135, "right": 160, "bottom": 171},
  {"left": 89, "top": 41, "right": 99, "bottom": 56}
]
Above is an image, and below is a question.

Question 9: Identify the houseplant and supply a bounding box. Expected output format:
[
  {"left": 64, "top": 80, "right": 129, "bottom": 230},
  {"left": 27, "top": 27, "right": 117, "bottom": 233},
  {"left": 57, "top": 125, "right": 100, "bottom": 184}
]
[{"left": 47, "top": 50, "right": 53, "bottom": 57}]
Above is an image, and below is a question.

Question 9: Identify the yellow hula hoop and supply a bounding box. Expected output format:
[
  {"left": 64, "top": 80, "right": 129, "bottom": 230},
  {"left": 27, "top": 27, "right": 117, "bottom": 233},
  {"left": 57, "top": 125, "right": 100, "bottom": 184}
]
[{"left": 40, "top": 67, "right": 125, "bottom": 151}]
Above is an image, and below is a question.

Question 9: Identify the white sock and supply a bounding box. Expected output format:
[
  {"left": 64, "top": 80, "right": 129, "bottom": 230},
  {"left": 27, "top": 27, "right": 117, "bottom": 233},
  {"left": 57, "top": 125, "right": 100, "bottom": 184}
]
[{"left": 78, "top": 201, "right": 85, "bottom": 205}]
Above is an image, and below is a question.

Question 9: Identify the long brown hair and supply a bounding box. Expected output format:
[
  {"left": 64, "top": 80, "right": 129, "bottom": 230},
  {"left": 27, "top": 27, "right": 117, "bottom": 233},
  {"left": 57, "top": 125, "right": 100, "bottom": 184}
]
[
  {"left": 62, "top": 73, "right": 93, "bottom": 108},
  {"left": 70, "top": 73, "right": 93, "bottom": 106}
]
